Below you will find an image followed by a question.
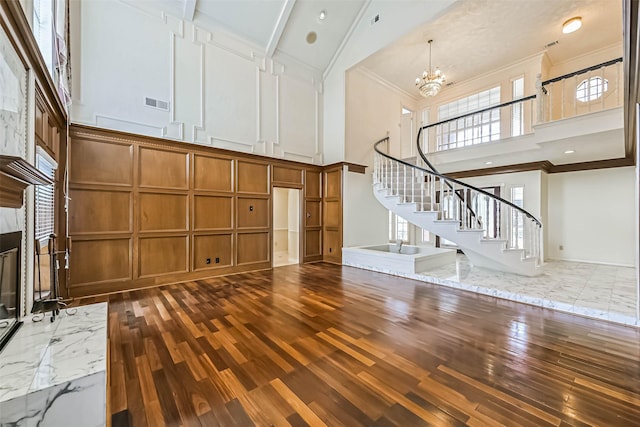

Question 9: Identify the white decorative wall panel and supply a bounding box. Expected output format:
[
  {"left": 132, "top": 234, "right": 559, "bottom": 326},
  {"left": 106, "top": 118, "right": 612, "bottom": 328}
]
[
  {"left": 277, "top": 75, "right": 321, "bottom": 163},
  {"left": 205, "top": 43, "right": 259, "bottom": 152},
  {"left": 72, "top": 0, "right": 323, "bottom": 164}
]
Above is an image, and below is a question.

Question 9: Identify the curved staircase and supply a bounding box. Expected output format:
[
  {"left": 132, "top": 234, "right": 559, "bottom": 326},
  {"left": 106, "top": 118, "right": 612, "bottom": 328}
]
[{"left": 372, "top": 137, "right": 543, "bottom": 276}]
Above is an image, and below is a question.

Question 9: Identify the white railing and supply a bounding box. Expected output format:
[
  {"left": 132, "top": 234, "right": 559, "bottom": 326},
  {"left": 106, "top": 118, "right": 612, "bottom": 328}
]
[
  {"left": 373, "top": 138, "right": 543, "bottom": 264},
  {"left": 538, "top": 58, "right": 623, "bottom": 122},
  {"left": 418, "top": 58, "right": 623, "bottom": 154}
]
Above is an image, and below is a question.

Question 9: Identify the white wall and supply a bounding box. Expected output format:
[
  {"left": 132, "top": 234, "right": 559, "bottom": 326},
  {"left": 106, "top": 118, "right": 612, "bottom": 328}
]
[
  {"left": 287, "top": 189, "right": 300, "bottom": 260},
  {"left": 323, "top": 0, "right": 458, "bottom": 164},
  {"left": 341, "top": 68, "right": 419, "bottom": 248},
  {"left": 71, "top": 0, "right": 322, "bottom": 164},
  {"left": 547, "top": 167, "right": 635, "bottom": 266},
  {"left": 273, "top": 188, "right": 288, "bottom": 251}
]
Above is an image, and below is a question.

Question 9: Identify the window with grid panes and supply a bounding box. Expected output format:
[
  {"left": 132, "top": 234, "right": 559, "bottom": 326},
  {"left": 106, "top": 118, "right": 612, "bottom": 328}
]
[{"left": 436, "top": 86, "right": 501, "bottom": 150}]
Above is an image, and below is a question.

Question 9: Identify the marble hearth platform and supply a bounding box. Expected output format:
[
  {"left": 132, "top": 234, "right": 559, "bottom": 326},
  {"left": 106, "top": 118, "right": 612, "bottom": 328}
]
[{"left": 0, "top": 303, "right": 107, "bottom": 426}]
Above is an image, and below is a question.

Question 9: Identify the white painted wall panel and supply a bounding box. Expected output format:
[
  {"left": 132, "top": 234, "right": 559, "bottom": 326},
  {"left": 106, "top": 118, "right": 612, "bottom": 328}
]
[
  {"left": 71, "top": 0, "right": 322, "bottom": 163},
  {"left": 205, "top": 44, "right": 258, "bottom": 151},
  {"left": 278, "top": 75, "right": 319, "bottom": 163}
]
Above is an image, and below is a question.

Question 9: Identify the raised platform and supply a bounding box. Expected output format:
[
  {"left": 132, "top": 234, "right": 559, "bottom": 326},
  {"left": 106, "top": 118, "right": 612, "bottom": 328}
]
[{"left": 0, "top": 303, "right": 107, "bottom": 426}]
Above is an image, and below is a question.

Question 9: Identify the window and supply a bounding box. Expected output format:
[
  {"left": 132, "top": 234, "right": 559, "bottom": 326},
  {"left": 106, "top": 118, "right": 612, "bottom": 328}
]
[
  {"left": 35, "top": 150, "right": 56, "bottom": 242},
  {"left": 576, "top": 76, "right": 608, "bottom": 102},
  {"left": 510, "top": 186, "right": 524, "bottom": 249},
  {"left": 511, "top": 77, "right": 524, "bottom": 137},
  {"left": 389, "top": 212, "right": 408, "bottom": 242},
  {"left": 33, "top": 0, "right": 54, "bottom": 76},
  {"left": 437, "top": 86, "right": 501, "bottom": 150}
]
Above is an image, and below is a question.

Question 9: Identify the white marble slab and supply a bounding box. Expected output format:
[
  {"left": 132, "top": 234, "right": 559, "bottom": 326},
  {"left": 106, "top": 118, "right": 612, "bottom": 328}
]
[{"left": 0, "top": 303, "right": 107, "bottom": 426}]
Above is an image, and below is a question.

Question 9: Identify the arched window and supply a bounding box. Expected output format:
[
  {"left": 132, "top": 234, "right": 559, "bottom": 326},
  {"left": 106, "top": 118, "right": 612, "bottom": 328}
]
[{"left": 576, "top": 76, "right": 608, "bottom": 102}]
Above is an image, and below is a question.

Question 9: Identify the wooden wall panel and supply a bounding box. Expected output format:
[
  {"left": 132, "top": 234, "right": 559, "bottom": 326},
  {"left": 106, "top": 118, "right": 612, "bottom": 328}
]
[
  {"left": 139, "top": 193, "right": 188, "bottom": 232},
  {"left": 237, "top": 232, "right": 270, "bottom": 265},
  {"left": 324, "top": 201, "right": 341, "bottom": 228},
  {"left": 237, "top": 197, "right": 269, "bottom": 229},
  {"left": 194, "top": 155, "right": 233, "bottom": 192},
  {"left": 305, "top": 201, "right": 321, "bottom": 227},
  {"left": 70, "top": 139, "right": 133, "bottom": 186},
  {"left": 323, "top": 167, "right": 343, "bottom": 264},
  {"left": 193, "top": 234, "right": 233, "bottom": 270},
  {"left": 273, "top": 166, "right": 302, "bottom": 185},
  {"left": 323, "top": 230, "right": 341, "bottom": 259},
  {"left": 305, "top": 170, "right": 321, "bottom": 199},
  {"left": 237, "top": 161, "right": 269, "bottom": 194},
  {"left": 69, "top": 189, "right": 131, "bottom": 234},
  {"left": 139, "top": 147, "right": 188, "bottom": 189},
  {"left": 71, "top": 239, "right": 131, "bottom": 285},
  {"left": 305, "top": 229, "right": 322, "bottom": 258},
  {"left": 139, "top": 236, "right": 188, "bottom": 277},
  {"left": 68, "top": 125, "right": 326, "bottom": 296},
  {"left": 324, "top": 169, "right": 341, "bottom": 199},
  {"left": 193, "top": 196, "right": 233, "bottom": 230}
]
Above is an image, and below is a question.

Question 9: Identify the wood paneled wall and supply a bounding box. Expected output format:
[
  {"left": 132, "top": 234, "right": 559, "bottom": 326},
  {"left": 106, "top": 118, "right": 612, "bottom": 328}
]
[
  {"left": 322, "top": 165, "right": 343, "bottom": 264},
  {"left": 68, "top": 125, "right": 330, "bottom": 296}
]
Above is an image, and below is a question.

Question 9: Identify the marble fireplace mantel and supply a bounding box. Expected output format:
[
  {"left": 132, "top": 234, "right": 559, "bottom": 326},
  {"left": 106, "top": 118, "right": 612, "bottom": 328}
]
[{"left": 0, "top": 303, "right": 107, "bottom": 426}]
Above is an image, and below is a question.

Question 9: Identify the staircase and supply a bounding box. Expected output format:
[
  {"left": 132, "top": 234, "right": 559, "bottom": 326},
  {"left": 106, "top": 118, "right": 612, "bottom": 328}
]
[{"left": 372, "top": 137, "right": 543, "bottom": 276}]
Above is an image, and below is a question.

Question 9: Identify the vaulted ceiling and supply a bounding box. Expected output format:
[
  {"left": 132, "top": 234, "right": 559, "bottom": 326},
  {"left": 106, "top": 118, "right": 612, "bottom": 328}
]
[
  {"left": 142, "top": 0, "right": 622, "bottom": 94},
  {"left": 145, "top": 0, "right": 367, "bottom": 73}
]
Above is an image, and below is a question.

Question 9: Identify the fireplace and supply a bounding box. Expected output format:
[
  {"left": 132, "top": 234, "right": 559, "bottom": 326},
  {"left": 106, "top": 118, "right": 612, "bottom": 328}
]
[{"left": 0, "top": 231, "right": 21, "bottom": 351}]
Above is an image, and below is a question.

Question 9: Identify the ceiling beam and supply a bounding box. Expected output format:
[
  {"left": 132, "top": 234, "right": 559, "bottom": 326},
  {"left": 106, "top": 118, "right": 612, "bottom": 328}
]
[
  {"left": 266, "top": 0, "right": 297, "bottom": 58},
  {"left": 183, "top": 0, "right": 197, "bottom": 21}
]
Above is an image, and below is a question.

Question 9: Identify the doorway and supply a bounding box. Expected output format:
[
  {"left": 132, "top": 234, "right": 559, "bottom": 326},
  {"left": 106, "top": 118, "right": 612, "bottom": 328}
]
[{"left": 273, "top": 188, "right": 301, "bottom": 267}]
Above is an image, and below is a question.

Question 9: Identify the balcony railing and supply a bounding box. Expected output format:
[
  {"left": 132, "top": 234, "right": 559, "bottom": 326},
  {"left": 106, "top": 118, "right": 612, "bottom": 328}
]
[
  {"left": 419, "top": 58, "right": 623, "bottom": 154},
  {"left": 539, "top": 57, "right": 623, "bottom": 122}
]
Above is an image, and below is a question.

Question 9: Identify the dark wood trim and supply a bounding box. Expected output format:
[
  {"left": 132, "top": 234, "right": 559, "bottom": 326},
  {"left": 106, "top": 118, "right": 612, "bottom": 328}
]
[
  {"left": 71, "top": 124, "right": 324, "bottom": 171},
  {"left": 446, "top": 161, "right": 554, "bottom": 179},
  {"left": 549, "top": 156, "right": 636, "bottom": 173},
  {"left": 623, "top": 0, "right": 639, "bottom": 160},
  {"left": 0, "top": 174, "right": 28, "bottom": 208},
  {"left": 445, "top": 156, "right": 635, "bottom": 179},
  {"left": 0, "top": 155, "right": 54, "bottom": 185},
  {"left": 0, "top": 1, "right": 67, "bottom": 127},
  {"left": 322, "top": 161, "right": 367, "bottom": 174}
]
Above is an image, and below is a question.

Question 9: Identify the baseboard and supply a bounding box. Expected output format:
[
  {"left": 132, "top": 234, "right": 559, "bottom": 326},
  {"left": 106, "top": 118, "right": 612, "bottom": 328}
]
[{"left": 546, "top": 257, "right": 635, "bottom": 268}]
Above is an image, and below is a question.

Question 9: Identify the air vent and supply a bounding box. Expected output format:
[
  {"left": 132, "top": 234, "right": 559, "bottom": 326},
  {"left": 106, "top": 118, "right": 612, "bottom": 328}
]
[
  {"left": 545, "top": 40, "right": 559, "bottom": 48},
  {"left": 144, "top": 97, "right": 170, "bottom": 111}
]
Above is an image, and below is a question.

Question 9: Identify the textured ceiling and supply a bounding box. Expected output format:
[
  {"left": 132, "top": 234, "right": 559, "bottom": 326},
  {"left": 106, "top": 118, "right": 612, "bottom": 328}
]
[{"left": 357, "top": 0, "right": 623, "bottom": 97}]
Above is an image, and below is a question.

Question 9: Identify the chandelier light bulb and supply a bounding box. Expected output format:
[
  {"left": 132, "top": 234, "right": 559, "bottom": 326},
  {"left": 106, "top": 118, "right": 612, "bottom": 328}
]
[{"left": 416, "top": 39, "right": 446, "bottom": 97}]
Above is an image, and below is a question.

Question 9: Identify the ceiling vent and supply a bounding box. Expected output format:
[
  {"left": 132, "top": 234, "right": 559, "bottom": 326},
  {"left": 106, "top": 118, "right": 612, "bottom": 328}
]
[{"left": 144, "top": 97, "right": 170, "bottom": 111}]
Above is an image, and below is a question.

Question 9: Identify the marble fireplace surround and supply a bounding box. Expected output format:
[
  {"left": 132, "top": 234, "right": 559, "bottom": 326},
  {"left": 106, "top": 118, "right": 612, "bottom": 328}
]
[{"left": 0, "top": 303, "right": 107, "bottom": 426}]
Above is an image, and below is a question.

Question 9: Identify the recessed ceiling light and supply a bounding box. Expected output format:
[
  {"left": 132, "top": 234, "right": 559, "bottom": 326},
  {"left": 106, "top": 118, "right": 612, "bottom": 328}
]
[
  {"left": 319, "top": 10, "right": 327, "bottom": 21},
  {"left": 485, "top": 161, "right": 493, "bottom": 165},
  {"left": 564, "top": 150, "right": 575, "bottom": 154},
  {"left": 562, "top": 17, "right": 582, "bottom": 34},
  {"left": 306, "top": 31, "right": 317, "bottom": 44}
]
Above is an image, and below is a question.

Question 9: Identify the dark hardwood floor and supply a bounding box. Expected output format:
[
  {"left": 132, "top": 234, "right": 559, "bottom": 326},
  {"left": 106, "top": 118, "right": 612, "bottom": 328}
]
[{"left": 79, "top": 263, "right": 640, "bottom": 426}]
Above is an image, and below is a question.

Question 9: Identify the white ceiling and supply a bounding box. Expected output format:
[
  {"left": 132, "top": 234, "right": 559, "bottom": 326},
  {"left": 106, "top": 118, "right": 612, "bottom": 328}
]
[
  {"left": 161, "top": 0, "right": 368, "bottom": 74},
  {"left": 357, "top": 0, "right": 623, "bottom": 97},
  {"left": 152, "top": 0, "right": 622, "bottom": 92}
]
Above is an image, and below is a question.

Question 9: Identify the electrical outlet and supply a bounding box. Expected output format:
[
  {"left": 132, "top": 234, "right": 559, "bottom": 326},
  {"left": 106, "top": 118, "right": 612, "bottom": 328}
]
[{"left": 206, "top": 258, "right": 211, "bottom": 264}]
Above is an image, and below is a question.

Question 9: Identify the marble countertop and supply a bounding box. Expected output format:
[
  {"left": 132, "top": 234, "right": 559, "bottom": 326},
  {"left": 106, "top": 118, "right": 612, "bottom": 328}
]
[{"left": 0, "top": 303, "right": 107, "bottom": 403}]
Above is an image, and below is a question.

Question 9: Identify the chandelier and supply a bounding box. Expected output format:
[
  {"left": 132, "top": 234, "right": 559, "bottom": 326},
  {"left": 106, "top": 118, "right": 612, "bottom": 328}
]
[{"left": 415, "top": 39, "right": 445, "bottom": 97}]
